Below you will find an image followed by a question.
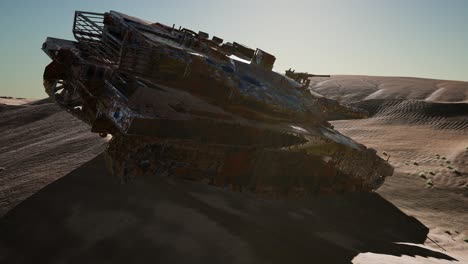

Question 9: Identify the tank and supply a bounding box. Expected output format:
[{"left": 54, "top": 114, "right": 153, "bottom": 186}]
[{"left": 41, "top": 10, "right": 393, "bottom": 195}]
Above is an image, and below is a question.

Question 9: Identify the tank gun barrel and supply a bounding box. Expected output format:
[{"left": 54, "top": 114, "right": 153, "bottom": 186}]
[
  {"left": 285, "top": 68, "right": 331, "bottom": 86},
  {"left": 307, "top": 74, "right": 331, "bottom": 78}
]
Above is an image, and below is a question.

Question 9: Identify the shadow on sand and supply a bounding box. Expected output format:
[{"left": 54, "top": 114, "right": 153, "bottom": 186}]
[{"left": 0, "top": 155, "right": 456, "bottom": 263}]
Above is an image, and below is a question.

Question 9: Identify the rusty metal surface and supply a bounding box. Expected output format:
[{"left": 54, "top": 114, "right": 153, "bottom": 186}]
[{"left": 41, "top": 10, "right": 393, "bottom": 195}]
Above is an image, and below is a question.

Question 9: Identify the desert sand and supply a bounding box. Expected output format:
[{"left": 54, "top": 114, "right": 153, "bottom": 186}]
[
  {"left": 309, "top": 75, "right": 468, "bottom": 103},
  {"left": 0, "top": 76, "right": 467, "bottom": 263},
  {"left": 310, "top": 75, "right": 468, "bottom": 263},
  {"left": 0, "top": 98, "right": 106, "bottom": 216}
]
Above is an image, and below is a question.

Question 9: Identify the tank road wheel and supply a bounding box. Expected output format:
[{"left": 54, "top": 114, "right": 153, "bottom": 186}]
[
  {"left": 48, "top": 79, "right": 81, "bottom": 108},
  {"left": 43, "top": 61, "right": 84, "bottom": 114},
  {"left": 44, "top": 77, "right": 90, "bottom": 122}
]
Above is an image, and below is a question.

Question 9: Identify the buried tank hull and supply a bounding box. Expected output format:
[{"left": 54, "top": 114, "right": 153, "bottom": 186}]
[{"left": 41, "top": 10, "right": 393, "bottom": 195}]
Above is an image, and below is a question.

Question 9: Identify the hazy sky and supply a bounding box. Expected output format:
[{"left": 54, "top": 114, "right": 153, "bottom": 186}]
[{"left": 0, "top": 0, "right": 467, "bottom": 98}]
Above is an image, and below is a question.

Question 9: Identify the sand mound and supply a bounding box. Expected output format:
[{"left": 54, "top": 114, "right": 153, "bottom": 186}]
[
  {"left": 0, "top": 101, "right": 106, "bottom": 216},
  {"left": 27, "top": 97, "right": 54, "bottom": 106},
  {"left": 348, "top": 99, "right": 468, "bottom": 130},
  {"left": 0, "top": 104, "right": 23, "bottom": 112},
  {"left": 0, "top": 97, "right": 35, "bottom": 106},
  {"left": 0, "top": 97, "right": 37, "bottom": 113},
  {"left": 309, "top": 75, "right": 468, "bottom": 104}
]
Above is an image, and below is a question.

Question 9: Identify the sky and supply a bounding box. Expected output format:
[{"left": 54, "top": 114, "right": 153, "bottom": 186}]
[{"left": 0, "top": 0, "right": 467, "bottom": 98}]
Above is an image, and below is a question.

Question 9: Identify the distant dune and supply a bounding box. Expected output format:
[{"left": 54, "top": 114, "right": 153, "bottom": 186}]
[
  {"left": 307, "top": 75, "right": 468, "bottom": 262},
  {"left": 0, "top": 96, "right": 35, "bottom": 106},
  {"left": 0, "top": 75, "right": 467, "bottom": 263},
  {"left": 309, "top": 75, "right": 468, "bottom": 104}
]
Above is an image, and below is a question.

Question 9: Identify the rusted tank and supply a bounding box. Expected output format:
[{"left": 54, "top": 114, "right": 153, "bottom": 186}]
[{"left": 41, "top": 10, "right": 393, "bottom": 195}]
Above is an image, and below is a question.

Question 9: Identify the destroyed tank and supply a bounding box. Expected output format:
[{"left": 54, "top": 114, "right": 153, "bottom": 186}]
[{"left": 41, "top": 11, "right": 393, "bottom": 195}]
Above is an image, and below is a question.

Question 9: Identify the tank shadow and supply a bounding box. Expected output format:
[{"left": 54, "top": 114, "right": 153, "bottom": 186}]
[{"left": 0, "top": 154, "right": 457, "bottom": 263}]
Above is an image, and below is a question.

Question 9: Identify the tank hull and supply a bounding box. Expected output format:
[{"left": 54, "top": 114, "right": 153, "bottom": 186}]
[{"left": 41, "top": 11, "right": 393, "bottom": 195}]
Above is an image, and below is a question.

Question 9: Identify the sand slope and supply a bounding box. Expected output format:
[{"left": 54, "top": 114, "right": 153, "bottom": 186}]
[
  {"left": 0, "top": 101, "right": 106, "bottom": 216},
  {"left": 309, "top": 75, "right": 468, "bottom": 104},
  {"left": 307, "top": 75, "right": 468, "bottom": 261},
  {"left": 0, "top": 97, "right": 35, "bottom": 106}
]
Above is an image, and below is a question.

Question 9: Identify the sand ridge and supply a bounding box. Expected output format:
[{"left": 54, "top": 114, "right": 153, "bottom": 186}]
[
  {"left": 0, "top": 100, "right": 106, "bottom": 216},
  {"left": 309, "top": 75, "right": 468, "bottom": 104}
]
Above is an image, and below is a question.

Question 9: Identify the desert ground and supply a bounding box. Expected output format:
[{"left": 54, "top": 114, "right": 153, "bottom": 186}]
[
  {"left": 311, "top": 75, "right": 468, "bottom": 263},
  {"left": 0, "top": 75, "right": 467, "bottom": 263}
]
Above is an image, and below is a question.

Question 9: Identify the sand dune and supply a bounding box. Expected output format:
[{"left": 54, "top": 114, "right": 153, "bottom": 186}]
[
  {"left": 0, "top": 96, "right": 35, "bottom": 106},
  {"left": 308, "top": 75, "right": 468, "bottom": 261},
  {"left": 1, "top": 73, "right": 467, "bottom": 263},
  {"left": 0, "top": 101, "right": 106, "bottom": 216},
  {"left": 309, "top": 75, "right": 468, "bottom": 104}
]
